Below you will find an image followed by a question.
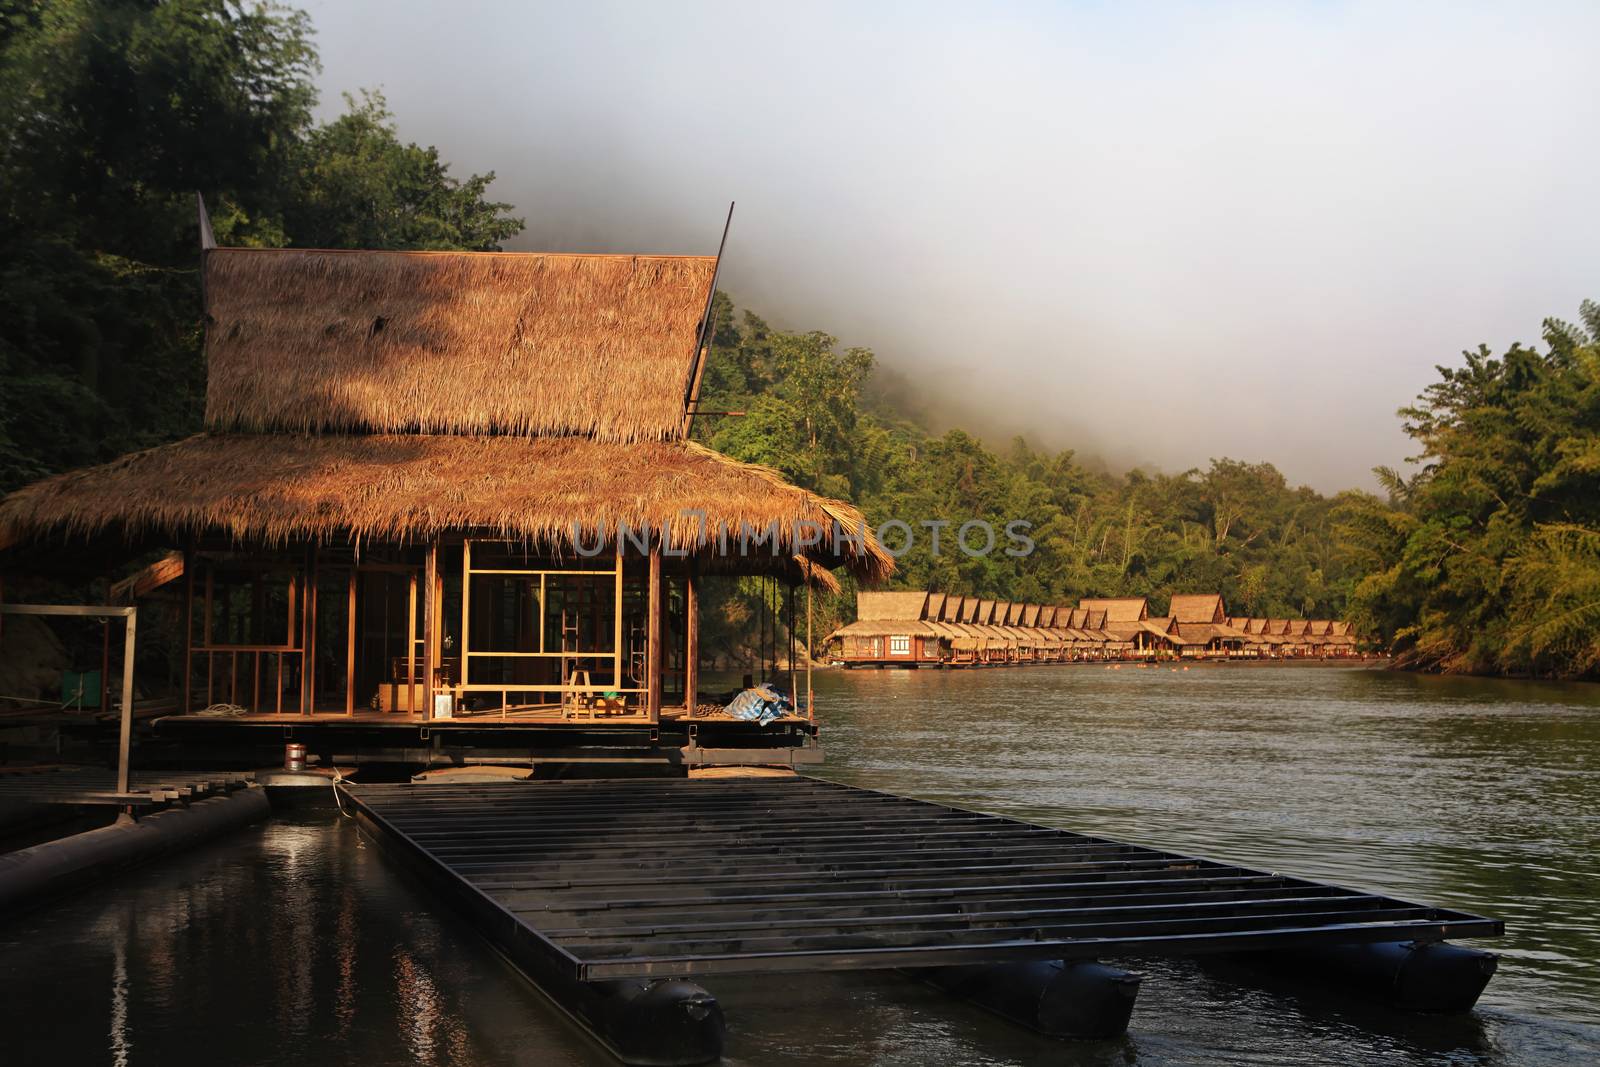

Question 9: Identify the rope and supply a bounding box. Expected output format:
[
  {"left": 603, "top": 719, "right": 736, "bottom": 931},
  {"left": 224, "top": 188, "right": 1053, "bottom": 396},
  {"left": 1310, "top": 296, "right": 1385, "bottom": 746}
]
[{"left": 331, "top": 766, "right": 352, "bottom": 819}]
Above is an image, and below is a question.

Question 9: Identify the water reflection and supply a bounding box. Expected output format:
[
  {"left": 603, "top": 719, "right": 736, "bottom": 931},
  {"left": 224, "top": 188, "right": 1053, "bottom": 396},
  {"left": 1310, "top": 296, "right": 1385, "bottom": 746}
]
[{"left": 0, "top": 665, "right": 1596, "bottom": 1065}]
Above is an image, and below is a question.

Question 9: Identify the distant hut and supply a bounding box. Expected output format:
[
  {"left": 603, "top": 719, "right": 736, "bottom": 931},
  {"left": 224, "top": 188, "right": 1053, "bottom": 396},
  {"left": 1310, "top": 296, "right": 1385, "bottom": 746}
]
[
  {"left": 1083, "top": 597, "right": 1149, "bottom": 658},
  {"left": 828, "top": 591, "right": 942, "bottom": 668},
  {"left": 1169, "top": 594, "right": 1248, "bottom": 658}
]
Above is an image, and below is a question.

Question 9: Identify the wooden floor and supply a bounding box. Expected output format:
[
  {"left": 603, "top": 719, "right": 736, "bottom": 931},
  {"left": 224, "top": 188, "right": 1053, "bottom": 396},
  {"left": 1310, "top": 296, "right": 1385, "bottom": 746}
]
[
  {"left": 343, "top": 776, "right": 1502, "bottom": 981},
  {"left": 157, "top": 706, "right": 798, "bottom": 727},
  {"left": 0, "top": 765, "right": 254, "bottom": 808}
]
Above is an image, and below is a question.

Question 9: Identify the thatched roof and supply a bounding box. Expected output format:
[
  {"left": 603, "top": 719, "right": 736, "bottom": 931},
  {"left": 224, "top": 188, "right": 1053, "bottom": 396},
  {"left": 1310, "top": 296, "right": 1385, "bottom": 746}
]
[
  {"left": 1080, "top": 597, "right": 1147, "bottom": 623},
  {"left": 856, "top": 590, "right": 928, "bottom": 621},
  {"left": 0, "top": 433, "right": 891, "bottom": 581},
  {"left": 1169, "top": 593, "right": 1225, "bottom": 623},
  {"left": 830, "top": 619, "right": 937, "bottom": 639},
  {"left": 202, "top": 248, "right": 714, "bottom": 441},
  {"left": 923, "top": 592, "right": 947, "bottom": 621},
  {"left": 1175, "top": 621, "right": 1249, "bottom": 646}
]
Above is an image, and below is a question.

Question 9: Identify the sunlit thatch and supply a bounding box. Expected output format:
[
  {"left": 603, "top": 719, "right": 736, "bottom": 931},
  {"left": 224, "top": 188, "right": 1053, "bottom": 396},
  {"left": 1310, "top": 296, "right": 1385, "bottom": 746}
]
[
  {"left": 203, "top": 248, "right": 715, "bottom": 441},
  {"left": 0, "top": 433, "right": 892, "bottom": 581}
]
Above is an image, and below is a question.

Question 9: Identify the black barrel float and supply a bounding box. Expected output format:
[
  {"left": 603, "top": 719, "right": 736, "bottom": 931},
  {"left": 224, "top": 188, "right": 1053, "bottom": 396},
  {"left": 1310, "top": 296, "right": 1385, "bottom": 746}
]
[{"left": 914, "top": 959, "right": 1143, "bottom": 1038}]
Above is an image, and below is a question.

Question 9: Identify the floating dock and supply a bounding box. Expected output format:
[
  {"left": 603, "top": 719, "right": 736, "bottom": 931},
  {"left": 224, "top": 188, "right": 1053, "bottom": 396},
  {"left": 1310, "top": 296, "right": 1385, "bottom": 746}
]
[
  {"left": 342, "top": 775, "right": 1501, "bottom": 1060},
  {"left": 344, "top": 776, "right": 1499, "bottom": 979}
]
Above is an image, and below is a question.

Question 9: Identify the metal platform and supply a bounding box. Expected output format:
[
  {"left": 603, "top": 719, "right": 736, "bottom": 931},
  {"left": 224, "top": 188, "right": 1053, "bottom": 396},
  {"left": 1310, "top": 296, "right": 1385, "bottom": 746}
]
[
  {"left": 342, "top": 776, "right": 1502, "bottom": 981},
  {"left": 0, "top": 766, "right": 254, "bottom": 808}
]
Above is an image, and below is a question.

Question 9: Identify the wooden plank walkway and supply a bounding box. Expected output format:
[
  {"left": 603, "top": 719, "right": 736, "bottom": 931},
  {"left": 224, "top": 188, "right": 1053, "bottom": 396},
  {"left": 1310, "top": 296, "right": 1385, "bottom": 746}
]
[
  {"left": 343, "top": 776, "right": 1502, "bottom": 981},
  {"left": 0, "top": 766, "right": 254, "bottom": 808}
]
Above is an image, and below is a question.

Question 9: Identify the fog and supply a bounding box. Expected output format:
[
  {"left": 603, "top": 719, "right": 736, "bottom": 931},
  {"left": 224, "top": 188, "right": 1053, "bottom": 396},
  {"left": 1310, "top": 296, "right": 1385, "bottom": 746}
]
[{"left": 302, "top": 1, "right": 1600, "bottom": 492}]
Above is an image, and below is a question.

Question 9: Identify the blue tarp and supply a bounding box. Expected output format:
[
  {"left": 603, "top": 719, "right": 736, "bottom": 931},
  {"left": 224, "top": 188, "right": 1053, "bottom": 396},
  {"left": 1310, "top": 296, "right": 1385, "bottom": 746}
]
[{"left": 724, "top": 685, "right": 794, "bottom": 725}]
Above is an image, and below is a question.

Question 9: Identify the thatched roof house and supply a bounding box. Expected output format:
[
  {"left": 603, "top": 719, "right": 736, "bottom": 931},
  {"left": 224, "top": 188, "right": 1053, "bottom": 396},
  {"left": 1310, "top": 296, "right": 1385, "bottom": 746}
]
[
  {"left": 1, "top": 234, "right": 892, "bottom": 722},
  {"left": 1080, "top": 597, "right": 1148, "bottom": 623},
  {"left": 2, "top": 245, "right": 890, "bottom": 580},
  {"left": 1169, "top": 594, "right": 1226, "bottom": 624}
]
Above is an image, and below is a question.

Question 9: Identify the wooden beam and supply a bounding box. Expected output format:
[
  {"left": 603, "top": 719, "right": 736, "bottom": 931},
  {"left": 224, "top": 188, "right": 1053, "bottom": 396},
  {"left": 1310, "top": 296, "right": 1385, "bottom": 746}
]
[
  {"left": 684, "top": 561, "right": 699, "bottom": 712},
  {"left": 646, "top": 547, "right": 662, "bottom": 723}
]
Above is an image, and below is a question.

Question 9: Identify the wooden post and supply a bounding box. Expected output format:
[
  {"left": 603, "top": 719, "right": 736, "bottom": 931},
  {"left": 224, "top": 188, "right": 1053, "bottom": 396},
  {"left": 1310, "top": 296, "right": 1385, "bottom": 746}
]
[
  {"left": 423, "top": 541, "right": 438, "bottom": 720},
  {"left": 116, "top": 609, "right": 137, "bottom": 796},
  {"left": 646, "top": 546, "right": 662, "bottom": 723},
  {"left": 683, "top": 561, "right": 699, "bottom": 713},
  {"left": 182, "top": 550, "right": 194, "bottom": 714},
  {"left": 787, "top": 582, "right": 797, "bottom": 701},
  {"left": 460, "top": 539, "right": 471, "bottom": 700},
  {"left": 99, "top": 619, "right": 110, "bottom": 714},
  {"left": 805, "top": 577, "right": 814, "bottom": 721},
  {"left": 406, "top": 571, "right": 418, "bottom": 716},
  {"left": 306, "top": 547, "right": 319, "bottom": 714},
  {"left": 345, "top": 568, "right": 357, "bottom": 715},
  {"left": 613, "top": 551, "right": 624, "bottom": 696}
]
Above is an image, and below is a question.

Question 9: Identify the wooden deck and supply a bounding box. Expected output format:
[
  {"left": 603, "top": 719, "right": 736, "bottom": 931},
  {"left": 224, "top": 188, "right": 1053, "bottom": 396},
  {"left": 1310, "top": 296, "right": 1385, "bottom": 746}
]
[{"left": 0, "top": 765, "right": 254, "bottom": 808}]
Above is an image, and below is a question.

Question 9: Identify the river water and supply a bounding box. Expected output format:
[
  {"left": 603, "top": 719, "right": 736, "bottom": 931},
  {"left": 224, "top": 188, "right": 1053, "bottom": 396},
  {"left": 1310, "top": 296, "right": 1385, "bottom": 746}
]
[{"left": 2, "top": 664, "right": 1597, "bottom": 1065}]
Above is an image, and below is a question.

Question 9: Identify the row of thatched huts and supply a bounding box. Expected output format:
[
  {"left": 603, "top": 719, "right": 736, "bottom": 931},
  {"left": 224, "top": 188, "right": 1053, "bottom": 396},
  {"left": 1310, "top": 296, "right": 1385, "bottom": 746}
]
[{"left": 826, "top": 592, "right": 1360, "bottom": 668}]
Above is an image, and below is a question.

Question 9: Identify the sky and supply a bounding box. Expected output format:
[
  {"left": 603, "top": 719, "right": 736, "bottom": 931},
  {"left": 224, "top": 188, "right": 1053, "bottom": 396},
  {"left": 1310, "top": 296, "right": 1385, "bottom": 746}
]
[{"left": 302, "top": 0, "right": 1600, "bottom": 492}]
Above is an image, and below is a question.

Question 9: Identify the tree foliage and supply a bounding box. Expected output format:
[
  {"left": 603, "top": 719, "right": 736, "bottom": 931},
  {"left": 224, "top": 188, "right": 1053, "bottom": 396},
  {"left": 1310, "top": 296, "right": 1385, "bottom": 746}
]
[
  {"left": 0, "top": 1, "right": 523, "bottom": 491},
  {"left": 1345, "top": 302, "right": 1600, "bottom": 678}
]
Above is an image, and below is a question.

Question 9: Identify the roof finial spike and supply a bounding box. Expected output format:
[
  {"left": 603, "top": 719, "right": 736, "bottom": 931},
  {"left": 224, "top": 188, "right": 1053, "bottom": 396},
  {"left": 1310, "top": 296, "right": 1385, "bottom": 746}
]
[
  {"left": 196, "top": 192, "right": 216, "bottom": 251},
  {"left": 683, "top": 202, "right": 736, "bottom": 426}
]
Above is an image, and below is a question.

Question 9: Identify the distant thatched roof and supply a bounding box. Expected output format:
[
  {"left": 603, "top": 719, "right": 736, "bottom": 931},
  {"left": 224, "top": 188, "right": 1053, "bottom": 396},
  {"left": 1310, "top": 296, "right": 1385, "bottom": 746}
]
[
  {"left": 203, "top": 248, "right": 715, "bottom": 441},
  {"left": 1175, "top": 621, "right": 1249, "bottom": 646},
  {"left": 830, "top": 619, "right": 936, "bottom": 639},
  {"left": 923, "top": 592, "right": 947, "bottom": 621},
  {"left": 856, "top": 590, "right": 928, "bottom": 621},
  {"left": 1169, "top": 594, "right": 1225, "bottom": 623},
  {"left": 1080, "top": 597, "right": 1147, "bottom": 623},
  {"left": 0, "top": 433, "right": 891, "bottom": 581}
]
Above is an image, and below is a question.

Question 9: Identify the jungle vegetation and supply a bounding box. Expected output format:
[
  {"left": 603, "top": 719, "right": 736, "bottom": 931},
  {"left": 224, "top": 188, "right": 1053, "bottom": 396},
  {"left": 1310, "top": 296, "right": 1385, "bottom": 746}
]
[{"left": 2, "top": 1, "right": 1596, "bottom": 678}]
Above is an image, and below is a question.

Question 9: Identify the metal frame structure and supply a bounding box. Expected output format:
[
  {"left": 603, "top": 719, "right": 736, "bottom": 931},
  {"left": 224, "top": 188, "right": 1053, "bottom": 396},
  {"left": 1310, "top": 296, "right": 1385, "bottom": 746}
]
[
  {"left": 344, "top": 776, "right": 1502, "bottom": 982},
  {"left": 1, "top": 603, "right": 137, "bottom": 793}
]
